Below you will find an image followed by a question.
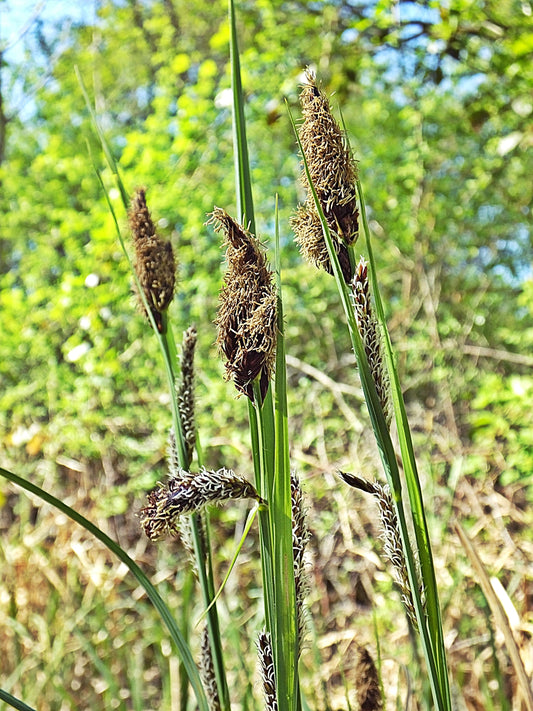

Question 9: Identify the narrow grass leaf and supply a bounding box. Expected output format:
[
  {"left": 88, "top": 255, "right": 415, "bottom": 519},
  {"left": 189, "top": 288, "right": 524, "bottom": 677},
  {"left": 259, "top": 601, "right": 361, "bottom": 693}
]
[
  {"left": 456, "top": 522, "right": 533, "bottom": 711},
  {"left": 0, "top": 466, "right": 209, "bottom": 711},
  {"left": 196, "top": 502, "right": 261, "bottom": 625},
  {"left": 76, "top": 67, "right": 129, "bottom": 209},
  {"left": 229, "top": 0, "right": 254, "bottom": 230},
  {"left": 0, "top": 690, "right": 36, "bottom": 711}
]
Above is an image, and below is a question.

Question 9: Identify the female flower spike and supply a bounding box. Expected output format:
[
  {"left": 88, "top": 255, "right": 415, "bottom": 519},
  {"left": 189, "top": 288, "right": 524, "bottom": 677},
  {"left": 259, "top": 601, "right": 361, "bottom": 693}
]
[
  {"left": 209, "top": 207, "right": 277, "bottom": 403},
  {"left": 129, "top": 188, "right": 176, "bottom": 332}
]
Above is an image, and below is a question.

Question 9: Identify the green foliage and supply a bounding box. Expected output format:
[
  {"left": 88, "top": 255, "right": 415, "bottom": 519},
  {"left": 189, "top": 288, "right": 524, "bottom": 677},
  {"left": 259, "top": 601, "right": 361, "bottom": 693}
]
[{"left": 1, "top": 0, "right": 532, "bottom": 708}]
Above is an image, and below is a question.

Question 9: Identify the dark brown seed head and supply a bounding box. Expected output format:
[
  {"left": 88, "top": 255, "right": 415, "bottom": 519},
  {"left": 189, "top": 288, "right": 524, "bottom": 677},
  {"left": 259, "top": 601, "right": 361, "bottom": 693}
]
[
  {"left": 354, "top": 646, "right": 384, "bottom": 711},
  {"left": 129, "top": 188, "right": 176, "bottom": 332},
  {"left": 208, "top": 207, "right": 277, "bottom": 403}
]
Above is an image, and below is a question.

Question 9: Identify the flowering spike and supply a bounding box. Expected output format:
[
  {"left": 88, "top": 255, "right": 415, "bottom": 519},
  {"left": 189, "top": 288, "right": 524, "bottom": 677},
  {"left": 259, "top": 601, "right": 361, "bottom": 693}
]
[
  {"left": 178, "top": 325, "right": 198, "bottom": 464},
  {"left": 257, "top": 631, "right": 278, "bottom": 711},
  {"left": 291, "top": 473, "right": 310, "bottom": 649},
  {"left": 351, "top": 257, "right": 393, "bottom": 427},
  {"left": 338, "top": 470, "right": 421, "bottom": 629},
  {"left": 139, "top": 466, "right": 262, "bottom": 542},
  {"left": 291, "top": 68, "right": 359, "bottom": 283},
  {"left": 208, "top": 207, "right": 277, "bottom": 403},
  {"left": 199, "top": 626, "right": 221, "bottom": 711},
  {"left": 129, "top": 188, "right": 176, "bottom": 332}
]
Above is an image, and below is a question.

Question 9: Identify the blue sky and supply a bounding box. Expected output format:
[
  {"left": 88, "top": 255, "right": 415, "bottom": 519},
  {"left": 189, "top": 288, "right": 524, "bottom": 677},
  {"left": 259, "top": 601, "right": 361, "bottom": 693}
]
[{"left": 1, "top": 0, "right": 94, "bottom": 59}]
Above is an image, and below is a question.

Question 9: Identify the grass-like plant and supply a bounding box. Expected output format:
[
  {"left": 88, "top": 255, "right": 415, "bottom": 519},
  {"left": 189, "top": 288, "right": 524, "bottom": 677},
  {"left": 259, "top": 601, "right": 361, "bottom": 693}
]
[
  {"left": 288, "top": 69, "right": 451, "bottom": 710},
  {"left": 6, "top": 1, "right": 511, "bottom": 709}
]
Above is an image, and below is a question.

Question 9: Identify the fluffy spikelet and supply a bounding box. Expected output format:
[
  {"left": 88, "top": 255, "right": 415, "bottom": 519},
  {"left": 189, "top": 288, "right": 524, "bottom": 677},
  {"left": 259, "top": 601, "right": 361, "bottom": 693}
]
[
  {"left": 257, "top": 631, "right": 278, "bottom": 711},
  {"left": 291, "top": 68, "right": 359, "bottom": 283},
  {"left": 291, "top": 473, "right": 310, "bottom": 649},
  {"left": 354, "top": 646, "right": 384, "bottom": 711},
  {"left": 139, "top": 466, "right": 262, "bottom": 542},
  {"left": 338, "top": 471, "right": 420, "bottom": 629},
  {"left": 129, "top": 188, "right": 176, "bottom": 332},
  {"left": 298, "top": 69, "right": 359, "bottom": 242},
  {"left": 208, "top": 207, "right": 277, "bottom": 403},
  {"left": 351, "top": 258, "right": 392, "bottom": 427},
  {"left": 200, "top": 626, "right": 221, "bottom": 711},
  {"left": 178, "top": 325, "right": 197, "bottom": 464},
  {"left": 291, "top": 204, "right": 352, "bottom": 282}
]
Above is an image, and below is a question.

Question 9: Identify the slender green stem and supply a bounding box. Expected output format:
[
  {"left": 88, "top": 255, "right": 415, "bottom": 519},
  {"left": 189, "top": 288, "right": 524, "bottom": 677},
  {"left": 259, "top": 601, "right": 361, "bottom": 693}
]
[
  {"left": 229, "top": 0, "right": 254, "bottom": 231},
  {"left": 273, "top": 199, "right": 299, "bottom": 702},
  {"left": 248, "top": 393, "right": 276, "bottom": 650},
  {"left": 250, "top": 383, "right": 276, "bottom": 638}
]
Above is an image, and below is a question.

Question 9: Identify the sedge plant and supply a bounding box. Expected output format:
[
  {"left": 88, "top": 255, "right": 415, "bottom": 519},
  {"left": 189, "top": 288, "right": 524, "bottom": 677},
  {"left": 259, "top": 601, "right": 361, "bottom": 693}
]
[
  {"left": 288, "top": 69, "right": 452, "bottom": 710},
  {"left": 0, "top": 2, "right": 458, "bottom": 710}
]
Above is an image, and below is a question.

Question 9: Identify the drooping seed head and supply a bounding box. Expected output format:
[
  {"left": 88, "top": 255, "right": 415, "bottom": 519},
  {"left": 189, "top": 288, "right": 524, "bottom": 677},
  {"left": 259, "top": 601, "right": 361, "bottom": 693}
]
[
  {"left": 338, "top": 470, "right": 420, "bottom": 629},
  {"left": 208, "top": 207, "right": 277, "bottom": 403},
  {"left": 139, "top": 465, "right": 262, "bottom": 542}
]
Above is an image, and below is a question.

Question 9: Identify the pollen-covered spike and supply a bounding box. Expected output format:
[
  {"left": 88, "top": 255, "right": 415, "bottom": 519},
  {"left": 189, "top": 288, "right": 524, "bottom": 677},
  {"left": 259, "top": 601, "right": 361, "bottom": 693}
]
[{"left": 291, "top": 68, "right": 359, "bottom": 283}]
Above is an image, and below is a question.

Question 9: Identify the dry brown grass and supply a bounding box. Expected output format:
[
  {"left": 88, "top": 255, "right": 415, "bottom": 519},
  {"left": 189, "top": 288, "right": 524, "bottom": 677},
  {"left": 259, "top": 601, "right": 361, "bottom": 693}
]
[{"left": 1, "top": 387, "right": 532, "bottom": 710}]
